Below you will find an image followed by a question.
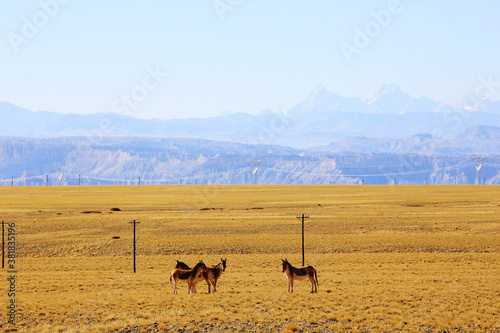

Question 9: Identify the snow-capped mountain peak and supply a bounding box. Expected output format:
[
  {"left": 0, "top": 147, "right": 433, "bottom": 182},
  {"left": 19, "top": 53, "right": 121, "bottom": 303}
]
[{"left": 365, "top": 84, "right": 412, "bottom": 113}]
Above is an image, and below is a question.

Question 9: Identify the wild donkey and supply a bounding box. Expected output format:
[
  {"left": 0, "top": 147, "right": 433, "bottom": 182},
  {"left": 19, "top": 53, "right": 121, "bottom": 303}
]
[
  {"left": 170, "top": 260, "right": 207, "bottom": 294},
  {"left": 175, "top": 258, "right": 227, "bottom": 293},
  {"left": 281, "top": 258, "right": 318, "bottom": 293}
]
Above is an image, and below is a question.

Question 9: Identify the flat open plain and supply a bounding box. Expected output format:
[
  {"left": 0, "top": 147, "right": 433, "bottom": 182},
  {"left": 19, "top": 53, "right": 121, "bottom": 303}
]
[{"left": 0, "top": 185, "right": 499, "bottom": 332}]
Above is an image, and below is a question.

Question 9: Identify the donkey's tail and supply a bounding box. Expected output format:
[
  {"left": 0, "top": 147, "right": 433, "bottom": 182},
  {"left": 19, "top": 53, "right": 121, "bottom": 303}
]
[{"left": 314, "top": 269, "right": 319, "bottom": 288}]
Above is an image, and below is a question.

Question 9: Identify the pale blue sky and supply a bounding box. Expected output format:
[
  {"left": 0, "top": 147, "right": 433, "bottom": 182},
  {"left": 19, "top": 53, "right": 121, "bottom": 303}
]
[{"left": 1, "top": 1, "right": 499, "bottom": 119}]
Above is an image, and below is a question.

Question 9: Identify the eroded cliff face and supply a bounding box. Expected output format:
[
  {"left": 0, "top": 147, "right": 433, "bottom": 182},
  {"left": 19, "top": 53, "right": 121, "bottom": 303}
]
[{"left": 0, "top": 137, "right": 497, "bottom": 186}]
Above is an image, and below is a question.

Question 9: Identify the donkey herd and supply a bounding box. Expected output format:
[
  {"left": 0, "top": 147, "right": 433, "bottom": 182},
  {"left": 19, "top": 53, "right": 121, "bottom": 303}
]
[{"left": 169, "top": 258, "right": 319, "bottom": 294}]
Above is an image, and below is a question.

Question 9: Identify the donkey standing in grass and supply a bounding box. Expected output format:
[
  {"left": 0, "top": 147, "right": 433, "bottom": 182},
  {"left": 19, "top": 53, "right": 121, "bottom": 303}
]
[
  {"left": 206, "top": 258, "right": 227, "bottom": 293},
  {"left": 281, "top": 258, "right": 318, "bottom": 293},
  {"left": 175, "top": 258, "right": 227, "bottom": 293},
  {"left": 170, "top": 260, "right": 207, "bottom": 294}
]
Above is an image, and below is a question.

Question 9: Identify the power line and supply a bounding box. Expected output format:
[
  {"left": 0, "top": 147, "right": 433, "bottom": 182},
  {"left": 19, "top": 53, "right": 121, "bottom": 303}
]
[{"left": 0, "top": 159, "right": 497, "bottom": 185}]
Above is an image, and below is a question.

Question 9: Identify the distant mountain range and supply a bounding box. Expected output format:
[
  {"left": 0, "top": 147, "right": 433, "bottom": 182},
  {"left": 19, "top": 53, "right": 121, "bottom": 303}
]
[
  {"left": 2, "top": 84, "right": 500, "bottom": 149},
  {"left": 1, "top": 84, "right": 499, "bottom": 185},
  {"left": 0, "top": 136, "right": 498, "bottom": 186},
  {"left": 314, "top": 125, "right": 500, "bottom": 155}
]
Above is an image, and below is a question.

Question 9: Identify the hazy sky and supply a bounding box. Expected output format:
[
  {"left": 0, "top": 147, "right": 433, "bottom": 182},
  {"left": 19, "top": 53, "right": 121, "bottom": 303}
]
[{"left": 1, "top": 1, "right": 499, "bottom": 119}]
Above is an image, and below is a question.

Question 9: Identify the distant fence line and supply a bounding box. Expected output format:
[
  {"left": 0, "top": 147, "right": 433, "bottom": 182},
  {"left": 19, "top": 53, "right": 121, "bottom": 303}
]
[{"left": 0, "top": 162, "right": 498, "bottom": 186}]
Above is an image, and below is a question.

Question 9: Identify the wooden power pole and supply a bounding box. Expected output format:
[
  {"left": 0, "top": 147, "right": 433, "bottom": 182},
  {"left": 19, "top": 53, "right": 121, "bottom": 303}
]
[
  {"left": 296, "top": 214, "right": 309, "bottom": 266},
  {"left": 129, "top": 220, "right": 140, "bottom": 273}
]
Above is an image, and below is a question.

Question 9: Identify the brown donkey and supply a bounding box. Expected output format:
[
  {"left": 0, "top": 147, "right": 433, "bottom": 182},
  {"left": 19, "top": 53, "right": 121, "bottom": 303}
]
[
  {"left": 281, "top": 258, "right": 318, "bottom": 293},
  {"left": 175, "top": 260, "right": 211, "bottom": 293},
  {"left": 170, "top": 260, "right": 207, "bottom": 294},
  {"left": 175, "top": 258, "right": 227, "bottom": 293},
  {"left": 206, "top": 258, "right": 227, "bottom": 293}
]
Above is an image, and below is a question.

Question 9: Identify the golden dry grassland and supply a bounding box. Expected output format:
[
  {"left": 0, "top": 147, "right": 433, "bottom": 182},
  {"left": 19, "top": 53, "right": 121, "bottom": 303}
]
[{"left": 0, "top": 185, "right": 499, "bottom": 332}]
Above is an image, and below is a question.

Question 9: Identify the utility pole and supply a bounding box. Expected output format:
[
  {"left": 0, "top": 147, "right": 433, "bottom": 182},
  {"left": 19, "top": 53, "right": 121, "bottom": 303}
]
[
  {"left": 474, "top": 155, "right": 485, "bottom": 185},
  {"left": 250, "top": 161, "right": 260, "bottom": 185},
  {"left": 296, "top": 214, "right": 309, "bottom": 266},
  {"left": 129, "top": 220, "right": 140, "bottom": 273}
]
